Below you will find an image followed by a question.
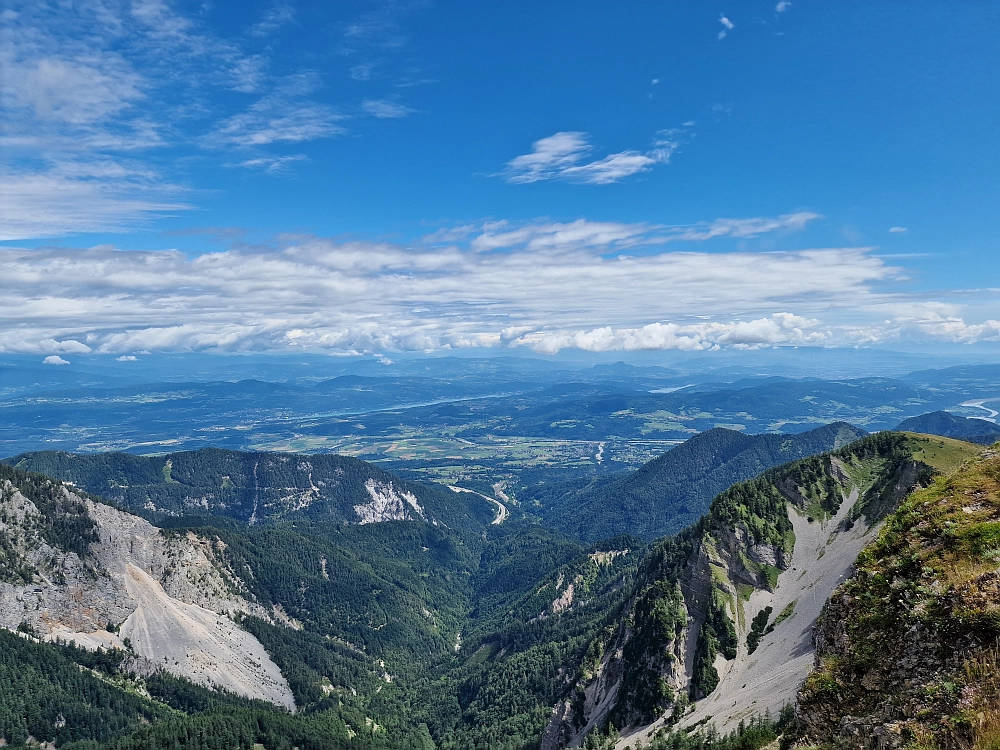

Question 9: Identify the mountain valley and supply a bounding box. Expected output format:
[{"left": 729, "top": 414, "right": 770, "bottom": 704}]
[{"left": 0, "top": 412, "right": 997, "bottom": 749}]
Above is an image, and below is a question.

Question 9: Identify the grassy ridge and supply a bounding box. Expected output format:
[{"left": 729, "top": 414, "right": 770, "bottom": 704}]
[{"left": 798, "top": 440, "right": 998, "bottom": 749}]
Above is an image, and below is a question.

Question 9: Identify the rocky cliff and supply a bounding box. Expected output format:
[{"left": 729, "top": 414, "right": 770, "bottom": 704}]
[
  {"left": 797, "top": 442, "right": 1000, "bottom": 749},
  {"left": 0, "top": 463, "right": 294, "bottom": 709},
  {"left": 540, "top": 432, "right": 948, "bottom": 749}
]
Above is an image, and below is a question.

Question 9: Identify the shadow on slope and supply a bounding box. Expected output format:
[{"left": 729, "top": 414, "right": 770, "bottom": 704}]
[{"left": 532, "top": 422, "right": 866, "bottom": 542}]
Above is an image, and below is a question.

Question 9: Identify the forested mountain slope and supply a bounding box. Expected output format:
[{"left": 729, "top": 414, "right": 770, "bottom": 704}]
[
  {"left": 533, "top": 422, "right": 865, "bottom": 542},
  {"left": 0, "top": 459, "right": 586, "bottom": 749},
  {"left": 4, "top": 448, "right": 495, "bottom": 529},
  {"left": 538, "top": 432, "right": 979, "bottom": 749},
  {"left": 0, "top": 627, "right": 439, "bottom": 750},
  {"left": 796, "top": 440, "right": 1000, "bottom": 749},
  {"left": 6, "top": 429, "right": 985, "bottom": 750},
  {"left": 895, "top": 410, "right": 1000, "bottom": 445}
]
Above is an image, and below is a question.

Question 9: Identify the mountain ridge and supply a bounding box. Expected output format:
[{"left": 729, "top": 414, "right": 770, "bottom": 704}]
[
  {"left": 533, "top": 421, "right": 867, "bottom": 542},
  {"left": 894, "top": 410, "right": 1000, "bottom": 445},
  {"left": 3, "top": 447, "right": 495, "bottom": 531}
]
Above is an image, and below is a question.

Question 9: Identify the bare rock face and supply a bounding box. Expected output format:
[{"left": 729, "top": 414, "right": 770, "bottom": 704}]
[
  {"left": 0, "top": 481, "right": 294, "bottom": 709},
  {"left": 540, "top": 436, "right": 930, "bottom": 750},
  {"left": 353, "top": 478, "right": 426, "bottom": 523}
]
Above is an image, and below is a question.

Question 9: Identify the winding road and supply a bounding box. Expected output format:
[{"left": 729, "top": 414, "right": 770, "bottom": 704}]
[{"left": 449, "top": 485, "right": 509, "bottom": 524}]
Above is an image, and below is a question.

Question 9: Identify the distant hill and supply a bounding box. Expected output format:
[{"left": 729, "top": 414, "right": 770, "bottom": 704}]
[
  {"left": 534, "top": 421, "right": 867, "bottom": 542},
  {"left": 894, "top": 410, "right": 1000, "bottom": 445},
  {"left": 3, "top": 447, "right": 495, "bottom": 529}
]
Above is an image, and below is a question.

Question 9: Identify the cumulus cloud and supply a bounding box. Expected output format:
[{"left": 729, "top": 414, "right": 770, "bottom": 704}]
[
  {"left": 775, "top": 2, "right": 792, "bottom": 12},
  {"left": 502, "top": 128, "right": 686, "bottom": 185},
  {"left": 0, "top": 213, "right": 923, "bottom": 357},
  {"left": 0, "top": 209, "right": 986, "bottom": 356},
  {"left": 513, "top": 314, "right": 825, "bottom": 354},
  {"left": 43, "top": 355, "right": 70, "bottom": 365}
]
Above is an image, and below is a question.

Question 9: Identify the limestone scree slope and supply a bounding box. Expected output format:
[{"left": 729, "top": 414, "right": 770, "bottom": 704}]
[{"left": 0, "top": 466, "right": 294, "bottom": 709}]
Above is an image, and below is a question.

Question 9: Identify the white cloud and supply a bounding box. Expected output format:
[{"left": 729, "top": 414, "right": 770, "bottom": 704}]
[
  {"left": 561, "top": 151, "right": 666, "bottom": 185},
  {"left": 502, "top": 129, "right": 686, "bottom": 185},
  {"left": 470, "top": 219, "right": 652, "bottom": 253},
  {"left": 43, "top": 355, "right": 70, "bottom": 365},
  {"left": 514, "top": 314, "right": 826, "bottom": 354},
  {"left": 209, "top": 78, "right": 346, "bottom": 146},
  {"left": 775, "top": 2, "right": 792, "bottom": 12},
  {"left": 0, "top": 1, "right": 342, "bottom": 239},
  {"left": 666, "top": 212, "right": 821, "bottom": 241},
  {"left": 503, "top": 132, "right": 591, "bottom": 184},
  {"left": 0, "top": 166, "right": 190, "bottom": 240},
  {"left": 0, "top": 217, "right": 921, "bottom": 357},
  {"left": 889, "top": 226, "right": 907, "bottom": 233},
  {"left": 251, "top": 4, "right": 295, "bottom": 37},
  {"left": 0, "top": 208, "right": 986, "bottom": 356},
  {"left": 350, "top": 64, "right": 374, "bottom": 81},
  {"left": 39, "top": 339, "right": 91, "bottom": 354},
  {"left": 719, "top": 15, "right": 734, "bottom": 39},
  {"left": 887, "top": 307, "right": 1000, "bottom": 344},
  {"left": 117, "top": 355, "right": 138, "bottom": 361},
  {"left": 361, "top": 99, "right": 415, "bottom": 118},
  {"left": 469, "top": 213, "right": 819, "bottom": 252},
  {"left": 233, "top": 155, "right": 308, "bottom": 173}
]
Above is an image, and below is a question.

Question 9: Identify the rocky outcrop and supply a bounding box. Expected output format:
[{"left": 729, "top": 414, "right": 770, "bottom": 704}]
[
  {"left": 540, "top": 433, "right": 934, "bottom": 749},
  {"left": 0, "top": 478, "right": 294, "bottom": 708},
  {"left": 353, "top": 478, "right": 426, "bottom": 523},
  {"left": 796, "top": 448, "right": 1000, "bottom": 749}
]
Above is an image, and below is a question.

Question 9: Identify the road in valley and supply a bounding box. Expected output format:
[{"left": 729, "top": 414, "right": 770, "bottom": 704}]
[{"left": 449, "top": 485, "right": 509, "bottom": 524}]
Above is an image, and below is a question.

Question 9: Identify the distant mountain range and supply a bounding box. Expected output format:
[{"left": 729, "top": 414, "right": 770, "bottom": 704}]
[{"left": 895, "top": 410, "right": 1000, "bottom": 445}]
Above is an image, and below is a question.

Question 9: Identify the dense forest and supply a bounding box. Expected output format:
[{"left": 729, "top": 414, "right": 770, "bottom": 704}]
[
  {"left": 0, "top": 428, "right": 981, "bottom": 749},
  {"left": 528, "top": 421, "right": 865, "bottom": 541},
  {"left": 5, "top": 448, "right": 495, "bottom": 530}
]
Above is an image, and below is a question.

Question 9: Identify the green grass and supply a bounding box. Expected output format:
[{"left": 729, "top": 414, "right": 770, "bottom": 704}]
[
  {"left": 771, "top": 600, "right": 796, "bottom": 627},
  {"left": 797, "top": 445, "right": 1000, "bottom": 749},
  {"left": 901, "top": 433, "right": 981, "bottom": 475}
]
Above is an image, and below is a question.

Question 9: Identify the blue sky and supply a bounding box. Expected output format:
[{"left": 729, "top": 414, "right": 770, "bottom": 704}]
[{"left": 1, "top": 0, "right": 998, "bottom": 360}]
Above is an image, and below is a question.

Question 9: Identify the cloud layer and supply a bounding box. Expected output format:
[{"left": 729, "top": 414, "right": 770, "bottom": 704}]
[{"left": 2, "top": 216, "right": 996, "bottom": 357}]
